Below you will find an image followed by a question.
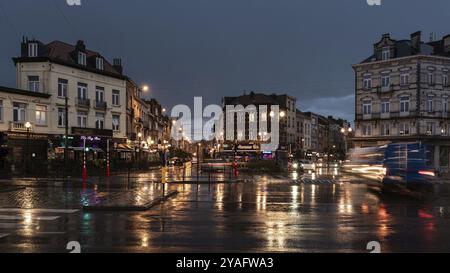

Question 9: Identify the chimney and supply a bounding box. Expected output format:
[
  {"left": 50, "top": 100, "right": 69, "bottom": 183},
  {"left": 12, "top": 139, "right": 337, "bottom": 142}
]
[
  {"left": 443, "top": 35, "right": 450, "bottom": 53},
  {"left": 411, "top": 31, "right": 421, "bottom": 53},
  {"left": 75, "top": 40, "right": 86, "bottom": 51},
  {"left": 20, "top": 36, "right": 28, "bottom": 57},
  {"left": 113, "top": 58, "right": 123, "bottom": 74}
]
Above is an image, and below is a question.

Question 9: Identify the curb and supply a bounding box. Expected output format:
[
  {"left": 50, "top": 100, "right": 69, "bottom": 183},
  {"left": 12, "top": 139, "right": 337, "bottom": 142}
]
[
  {"left": 82, "top": 190, "right": 179, "bottom": 211},
  {"left": 167, "top": 179, "right": 251, "bottom": 184},
  {"left": 0, "top": 186, "right": 26, "bottom": 193}
]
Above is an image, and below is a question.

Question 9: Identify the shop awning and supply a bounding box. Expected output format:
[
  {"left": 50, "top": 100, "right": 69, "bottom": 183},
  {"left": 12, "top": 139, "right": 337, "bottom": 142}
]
[{"left": 115, "top": 143, "right": 134, "bottom": 152}]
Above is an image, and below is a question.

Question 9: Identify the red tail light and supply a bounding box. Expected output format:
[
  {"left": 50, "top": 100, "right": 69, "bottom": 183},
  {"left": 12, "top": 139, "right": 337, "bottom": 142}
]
[{"left": 418, "top": 170, "right": 435, "bottom": 177}]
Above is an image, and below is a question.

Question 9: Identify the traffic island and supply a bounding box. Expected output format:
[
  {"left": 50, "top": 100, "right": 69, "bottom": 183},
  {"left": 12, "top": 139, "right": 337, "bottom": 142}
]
[{"left": 83, "top": 190, "right": 178, "bottom": 211}]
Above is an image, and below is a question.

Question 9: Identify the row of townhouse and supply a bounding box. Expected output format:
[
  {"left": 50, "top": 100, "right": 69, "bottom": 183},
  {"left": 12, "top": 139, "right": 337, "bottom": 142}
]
[
  {"left": 0, "top": 38, "right": 171, "bottom": 171},
  {"left": 220, "top": 91, "right": 351, "bottom": 160},
  {"left": 296, "top": 111, "right": 352, "bottom": 159}
]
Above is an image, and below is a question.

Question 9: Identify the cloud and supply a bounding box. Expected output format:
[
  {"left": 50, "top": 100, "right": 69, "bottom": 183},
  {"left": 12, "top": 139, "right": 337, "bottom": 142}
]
[{"left": 298, "top": 94, "right": 355, "bottom": 123}]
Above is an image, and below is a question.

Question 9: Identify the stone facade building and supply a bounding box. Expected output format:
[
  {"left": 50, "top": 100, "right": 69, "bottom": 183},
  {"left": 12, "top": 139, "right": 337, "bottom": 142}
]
[{"left": 353, "top": 31, "right": 450, "bottom": 170}]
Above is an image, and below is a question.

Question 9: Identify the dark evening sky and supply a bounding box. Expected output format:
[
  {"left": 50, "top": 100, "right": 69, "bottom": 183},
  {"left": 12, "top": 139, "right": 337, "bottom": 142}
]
[{"left": 1, "top": 0, "right": 450, "bottom": 122}]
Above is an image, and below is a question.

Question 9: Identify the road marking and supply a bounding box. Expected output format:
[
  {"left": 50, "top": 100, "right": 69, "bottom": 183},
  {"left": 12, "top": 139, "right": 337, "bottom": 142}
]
[
  {"left": 0, "top": 209, "right": 79, "bottom": 214},
  {"left": 36, "top": 232, "right": 66, "bottom": 235},
  {"left": 0, "top": 215, "right": 60, "bottom": 221},
  {"left": 0, "top": 233, "right": 10, "bottom": 239}
]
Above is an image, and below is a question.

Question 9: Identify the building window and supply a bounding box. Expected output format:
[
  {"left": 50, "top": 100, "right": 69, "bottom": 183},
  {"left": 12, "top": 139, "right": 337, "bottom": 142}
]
[
  {"left": 399, "top": 123, "right": 410, "bottom": 135},
  {"left": 28, "top": 43, "right": 38, "bottom": 57},
  {"left": 28, "top": 76, "right": 40, "bottom": 92},
  {"left": 362, "top": 100, "right": 372, "bottom": 115},
  {"left": 362, "top": 124, "right": 372, "bottom": 136},
  {"left": 78, "top": 52, "right": 86, "bottom": 66},
  {"left": 381, "top": 47, "right": 391, "bottom": 60},
  {"left": 400, "top": 73, "right": 409, "bottom": 86},
  {"left": 381, "top": 74, "right": 390, "bottom": 88},
  {"left": 381, "top": 101, "right": 390, "bottom": 114},
  {"left": 95, "top": 86, "right": 104, "bottom": 102},
  {"left": 77, "top": 111, "right": 87, "bottom": 128},
  {"left": 112, "top": 90, "right": 120, "bottom": 106},
  {"left": 35, "top": 105, "right": 46, "bottom": 126},
  {"left": 444, "top": 97, "right": 449, "bottom": 113},
  {"left": 381, "top": 124, "right": 390, "bottom": 136},
  {"left": 58, "top": 108, "right": 66, "bottom": 127},
  {"left": 95, "top": 112, "right": 105, "bottom": 129},
  {"left": 427, "top": 96, "right": 434, "bottom": 113},
  {"left": 444, "top": 74, "right": 449, "bottom": 86},
  {"left": 426, "top": 122, "right": 435, "bottom": 135},
  {"left": 429, "top": 73, "right": 435, "bottom": 85},
  {"left": 400, "top": 97, "right": 410, "bottom": 113},
  {"left": 112, "top": 115, "right": 120, "bottom": 131},
  {"left": 58, "top": 78, "right": 68, "bottom": 98},
  {"left": 0, "top": 100, "right": 3, "bottom": 121},
  {"left": 96, "top": 57, "right": 104, "bottom": 70},
  {"left": 77, "top": 83, "right": 88, "bottom": 99},
  {"left": 363, "top": 76, "right": 372, "bottom": 90},
  {"left": 13, "top": 102, "right": 27, "bottom": 122}
]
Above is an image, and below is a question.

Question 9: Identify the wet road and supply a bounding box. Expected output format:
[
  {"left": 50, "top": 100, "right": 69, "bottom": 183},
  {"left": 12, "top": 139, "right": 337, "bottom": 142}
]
[{"left": 1, "top": 167, "right": 450, "bottom": 253}]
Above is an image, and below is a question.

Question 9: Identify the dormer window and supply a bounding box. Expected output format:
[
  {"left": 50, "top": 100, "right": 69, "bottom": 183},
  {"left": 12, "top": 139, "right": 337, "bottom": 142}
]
[
  {"left": 28, "top": 43, "right": 38, "bottom": 57},
  {"left": 78, "top": 52, "right": 86, "bottom": 66},
  {"left": 381, "top": 47, "right": 391, "bottom": 60},
  {"left": 96, "top": 57, "right": 104, "bottom": 70}
]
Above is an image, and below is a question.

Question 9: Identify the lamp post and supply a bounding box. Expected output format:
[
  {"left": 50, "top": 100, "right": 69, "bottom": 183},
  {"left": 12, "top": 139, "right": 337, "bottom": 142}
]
[
  {"left": 25, "top": 122, "right": 31, "bottom": 174},
  {"left": 137, "top": 132, "right": 142, "bottom": 169},
  {"left": 197, "top": 143, "right": 201, "bottom": 182},
  {"left": 340, "top": 127, "right": 353, "bottom": 158}
]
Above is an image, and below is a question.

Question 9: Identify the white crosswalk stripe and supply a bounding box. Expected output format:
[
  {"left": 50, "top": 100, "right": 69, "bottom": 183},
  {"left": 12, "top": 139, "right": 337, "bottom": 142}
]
[
  {"left": 0, "top": 208, "right": 80, "bottom": 241},
  {"left": 0, "top": 215, "right": 60, "bottom": 221},
  {"left": 0, "top": 209, "right": 79, "bottom": 214}
]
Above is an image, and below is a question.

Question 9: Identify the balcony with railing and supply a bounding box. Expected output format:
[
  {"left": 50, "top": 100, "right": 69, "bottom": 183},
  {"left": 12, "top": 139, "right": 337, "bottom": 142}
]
[
  {"left": 9, "top": 121, "right": 32, "bottom": 132},
  {"left": 76, "top": 97, "right": 90, "bottom": 108},
  {"left": 94, "top": 100, "right": 107, "bottom": 110}
]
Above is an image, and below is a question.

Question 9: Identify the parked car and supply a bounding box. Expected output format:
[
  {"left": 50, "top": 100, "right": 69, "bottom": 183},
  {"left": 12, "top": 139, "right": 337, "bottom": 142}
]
[
  {"left": 168, "top": 157, "right": 184, "bottom": 167},
  {"left": 299, "top": 160, "right": 316, "bottom": 172}
]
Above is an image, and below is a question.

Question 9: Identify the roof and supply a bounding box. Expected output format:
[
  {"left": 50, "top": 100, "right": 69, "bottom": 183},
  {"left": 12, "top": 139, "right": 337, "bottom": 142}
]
[
  {"left": 13, "top": 39, "right": 126, "bottom": 80},
  {"left": 223, "top": 92, "right": 283, "bottom": 106},
  {"left": 0, "top": 85, "right": 51, "bottom": 98},
  {"left": 359, "top": 32, "right": 450, "bottom": 64}
]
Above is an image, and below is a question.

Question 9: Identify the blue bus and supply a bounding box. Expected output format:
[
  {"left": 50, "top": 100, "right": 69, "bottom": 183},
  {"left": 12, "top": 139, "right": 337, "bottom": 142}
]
[{"left": 345, "top": 142, "right": 436, "bottom": 191}]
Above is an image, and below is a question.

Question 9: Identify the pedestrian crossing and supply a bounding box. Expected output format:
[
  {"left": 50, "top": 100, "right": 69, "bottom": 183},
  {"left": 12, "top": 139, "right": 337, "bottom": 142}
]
[
  {"left": 292, "top": 178, "right": 339, "bottom": 184},
  {"left": 0, "top": 208, "right": 80, "bottom": 240}
]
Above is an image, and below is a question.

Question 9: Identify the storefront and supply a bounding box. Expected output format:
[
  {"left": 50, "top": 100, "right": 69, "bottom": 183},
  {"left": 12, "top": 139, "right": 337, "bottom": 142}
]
[{"left": 1, "top": 131, "right": 50, "bottom": 173}]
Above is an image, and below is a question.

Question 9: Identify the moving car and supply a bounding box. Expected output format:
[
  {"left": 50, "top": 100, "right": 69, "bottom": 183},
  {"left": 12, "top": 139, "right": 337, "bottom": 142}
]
[{"left": 343, "top": 142, "right": 437, "bottom": 192}]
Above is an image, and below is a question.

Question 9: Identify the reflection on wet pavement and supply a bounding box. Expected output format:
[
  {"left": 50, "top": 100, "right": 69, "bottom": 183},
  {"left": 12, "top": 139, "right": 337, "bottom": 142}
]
[{"left": 1, "top": 168, "right": 450, "bottom": 252}]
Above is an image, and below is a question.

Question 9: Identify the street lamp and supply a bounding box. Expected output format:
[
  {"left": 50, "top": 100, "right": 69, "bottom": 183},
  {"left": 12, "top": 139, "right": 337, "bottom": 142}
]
[
  {"left": 341, "top": 127, "right": 353, "bottom": 157},
  {"left": 25, "top": 122, "right": 31, "bottom": 174},
  {"left": 196, "top": 143, "right": 201, "bottom": 181},
  {"left": 137, "top": 132, "right": 142, "bottom": 168}
]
